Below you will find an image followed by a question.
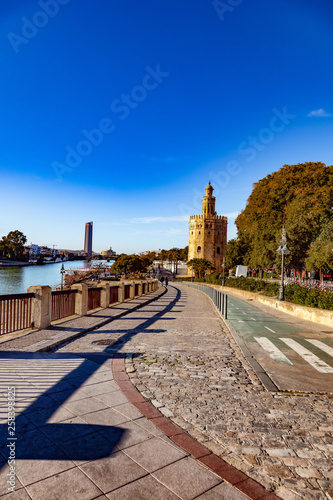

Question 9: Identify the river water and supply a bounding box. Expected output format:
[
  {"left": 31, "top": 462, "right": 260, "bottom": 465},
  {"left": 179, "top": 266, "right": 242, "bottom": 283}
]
[{"left": 0, "top": 260, "right": 112, "bottom": 295}]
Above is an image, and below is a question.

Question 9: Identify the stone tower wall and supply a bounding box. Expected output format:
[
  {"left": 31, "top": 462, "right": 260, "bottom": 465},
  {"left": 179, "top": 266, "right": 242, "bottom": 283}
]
[{"left": 188, "top": 188, "right": 228, "bottom": 273}]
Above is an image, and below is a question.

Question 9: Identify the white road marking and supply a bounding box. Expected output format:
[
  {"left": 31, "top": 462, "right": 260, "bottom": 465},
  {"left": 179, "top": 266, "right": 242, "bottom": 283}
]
[
  {"left": 265, "top": 326, "right": 275, "bottom": 333},
  {"left": 306, "top": 339, "right": 333, "bottom": 358},
  {"left": 280, "top": 338, "right": 333, "bottom": 373},
  {"left": 254, "top": 337, "right": 293, "bottom": 365},
  {"left": 238, "top": 320, "right": 244, "bottom": 323},
  {"left": 242, "top": 312, "right": 247, "bottom": 315},
  {"left": 251, "top": 317, "right": 256, "bottom": 321}
]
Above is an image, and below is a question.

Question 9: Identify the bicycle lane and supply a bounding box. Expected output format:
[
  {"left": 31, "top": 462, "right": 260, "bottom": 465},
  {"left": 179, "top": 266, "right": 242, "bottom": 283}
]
[{"left": 226, "top": 294, "right": 333, "bottom": 393}]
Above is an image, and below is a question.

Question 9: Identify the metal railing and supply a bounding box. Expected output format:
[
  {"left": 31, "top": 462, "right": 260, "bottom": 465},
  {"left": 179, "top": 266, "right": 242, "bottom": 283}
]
[
  {"left": 0, "top": 293, "right": 34, "bottom": 335},
  {"left": 51, "top": 289, "right": 77, "bottom": 322},
  {"left": 124, "top": 284, "right": 131, "bottom": 300},
  {"left": 88, "top": 287, "right": 101, "bottom": 311},
  {"left": 109, "top": 285, "right": 119, "bottom": 305},
  {"left": 182, "top": 283, "right": 228, "bottom": 320}
]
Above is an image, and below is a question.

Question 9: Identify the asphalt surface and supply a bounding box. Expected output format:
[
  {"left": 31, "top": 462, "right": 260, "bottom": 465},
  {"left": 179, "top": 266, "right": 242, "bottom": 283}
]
[{"left": 226, "top": 294, "right": 333, "bottom": 394}]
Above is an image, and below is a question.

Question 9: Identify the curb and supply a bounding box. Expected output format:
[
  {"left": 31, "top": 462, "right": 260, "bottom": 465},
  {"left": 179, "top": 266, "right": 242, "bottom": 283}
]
[{"left": 113, "top": 356, "right": 282, "bottom": 500}]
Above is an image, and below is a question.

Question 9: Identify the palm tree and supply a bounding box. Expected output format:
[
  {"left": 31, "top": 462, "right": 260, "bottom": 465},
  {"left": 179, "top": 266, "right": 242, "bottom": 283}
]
[{"left": 187, "top": 258, "right": 215, "bottom": 278}]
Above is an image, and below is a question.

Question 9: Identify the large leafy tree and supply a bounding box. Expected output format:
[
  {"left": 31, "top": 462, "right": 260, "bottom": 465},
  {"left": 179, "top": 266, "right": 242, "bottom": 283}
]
[
  {"left": 235, "top": 162, "right": 333, "bottom": 270},
  {"left": 0, "top": 230, "right": 27, "bottom": 260}
]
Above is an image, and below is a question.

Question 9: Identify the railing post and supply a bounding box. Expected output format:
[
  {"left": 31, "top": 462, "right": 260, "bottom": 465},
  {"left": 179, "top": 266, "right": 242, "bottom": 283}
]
[
  {"left": 117, "top": 282, "right": 124, "bottom": 303},
  {"left": 222, "top": 293, "right": 224, "bottom": 316},
  {"left": 129, "top": 282, "right": 135, "bottom": 299},
  {"left": 224, "top": 294, "right": 228, "bottom": 319},
  {"left": 27, "top": 285, "right": 51, "bottom": 329},
  {"left": 97, "top": 282, "right": 110, "bottom": 308},
  {"left": 71, "top": 284, "right": 88, "bottom": 316},
  {"left": 137, "top": 281, "right": 143, "bottom": 296}
]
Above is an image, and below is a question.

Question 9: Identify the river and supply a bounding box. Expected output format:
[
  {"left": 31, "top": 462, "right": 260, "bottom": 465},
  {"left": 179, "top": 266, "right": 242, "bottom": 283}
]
[{"left": 0, "top": 260, "right": 113, "bottom": 295}]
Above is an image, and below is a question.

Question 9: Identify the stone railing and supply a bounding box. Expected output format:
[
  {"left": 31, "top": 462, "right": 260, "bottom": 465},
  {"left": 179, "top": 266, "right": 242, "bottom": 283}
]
[{"left": 25, "top": 279, "right": 158, "bottom": 330}]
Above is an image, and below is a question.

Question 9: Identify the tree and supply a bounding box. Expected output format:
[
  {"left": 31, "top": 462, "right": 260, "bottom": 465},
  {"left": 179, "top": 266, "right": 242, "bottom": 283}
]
[
  {"left": 235, "top": 162, "right": 333, "bottom": 269},
  {"left": 187, "top": 258, "right": 215, "bottom": 278},
  {"left": 225, "top": 234, "right": 251, "bottom": 269},
  {"left": 305, "top": 215, "right": 333, "bottom": 271},
  {"left": 110, "top": 254, "right": 147, "bottom": 275},
  {"left": 0, "top": 230, "right": 27, "bottom": 260}
]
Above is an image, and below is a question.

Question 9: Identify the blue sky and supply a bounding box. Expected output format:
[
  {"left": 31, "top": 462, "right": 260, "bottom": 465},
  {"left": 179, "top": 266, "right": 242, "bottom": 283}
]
[{"left": 1, "top": 0, "right": 332, "bottom": 253}]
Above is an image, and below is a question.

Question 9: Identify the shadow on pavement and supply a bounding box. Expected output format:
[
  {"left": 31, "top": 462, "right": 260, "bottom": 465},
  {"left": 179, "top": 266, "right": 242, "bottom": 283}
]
[{"left": 0, "top": 286, "right": 182, "bottom": 467}]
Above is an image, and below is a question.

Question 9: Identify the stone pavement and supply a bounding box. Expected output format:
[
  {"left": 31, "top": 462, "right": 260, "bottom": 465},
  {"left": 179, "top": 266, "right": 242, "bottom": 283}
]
[{"left": 0, "top": 284, "right": 332, "bottom": 499}]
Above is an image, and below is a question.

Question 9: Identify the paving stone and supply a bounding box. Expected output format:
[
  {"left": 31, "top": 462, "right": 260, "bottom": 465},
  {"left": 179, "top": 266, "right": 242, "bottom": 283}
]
[
  {"left": 26, "top": 467, "right": 102, "bottom": 500},
  {"left": 153, "top": 457, "right": 221, "bottom": 500}
]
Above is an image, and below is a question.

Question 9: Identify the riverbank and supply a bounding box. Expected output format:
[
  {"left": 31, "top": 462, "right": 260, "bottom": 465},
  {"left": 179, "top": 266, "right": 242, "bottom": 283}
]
[{"left": 0, "top": 260, "right": 32, "bottom": 266}]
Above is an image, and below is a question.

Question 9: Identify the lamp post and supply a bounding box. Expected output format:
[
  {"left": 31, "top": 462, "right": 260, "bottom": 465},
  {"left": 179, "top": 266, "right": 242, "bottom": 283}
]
[
  {"left": 276, "top": 226, "right": 290, "bottom": 301},
  {"left": 60, "top": 263, "right": 65, "bottom": 290},
  {"left": 222, "top": 256, "right": 226, "bottom": 287}
]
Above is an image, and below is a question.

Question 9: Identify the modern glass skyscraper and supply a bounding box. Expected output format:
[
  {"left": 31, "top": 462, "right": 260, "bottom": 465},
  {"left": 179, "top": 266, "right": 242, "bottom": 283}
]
[{"left": 84, "top": 221, "right": 93, "bottom": 255}]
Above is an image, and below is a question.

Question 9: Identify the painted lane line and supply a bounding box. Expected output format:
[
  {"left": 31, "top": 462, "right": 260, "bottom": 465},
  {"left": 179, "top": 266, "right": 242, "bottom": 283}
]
[
  {"left": 254, "top": 337, "right": 293, "bottom": 365},
  {"left": 265, "top": 326, "right": 275, "bottom": 333},
  {"left": 306, "top": 339, "right": 333, "bottom": 358},
  {"left": 280, "top": 338, "right": 333, "bottom": 373},
  {"left": 251, "top": 317, "right": 256, "bottom": 321},
  {"left": 242, "top": 312, "right": 247, "bottom": 315}
]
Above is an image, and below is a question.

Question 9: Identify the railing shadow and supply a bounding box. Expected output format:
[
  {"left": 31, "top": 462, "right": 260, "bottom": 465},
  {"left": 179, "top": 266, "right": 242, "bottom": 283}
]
[{"left": 0, "top": 286, "right": 182, "bottom": 467}]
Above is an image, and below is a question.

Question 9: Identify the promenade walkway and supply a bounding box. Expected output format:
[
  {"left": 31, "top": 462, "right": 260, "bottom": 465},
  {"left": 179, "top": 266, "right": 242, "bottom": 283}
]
[{"left": 0, "top": 284, "right": 331, "bottom": 499}]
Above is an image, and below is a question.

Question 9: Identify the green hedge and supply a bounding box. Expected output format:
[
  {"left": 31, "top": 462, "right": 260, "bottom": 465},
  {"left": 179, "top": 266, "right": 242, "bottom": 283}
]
[
  {"left": 180, "top": 276, "right": 333, "bottom": 310},
  {"left": 284, "top": 283, "right": 333, "bottom": 310}
]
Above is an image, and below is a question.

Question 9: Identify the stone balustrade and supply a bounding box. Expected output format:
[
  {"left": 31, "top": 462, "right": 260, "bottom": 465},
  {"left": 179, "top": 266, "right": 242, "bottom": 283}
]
[{"left": 27, "top": 279, "right": 158, "bottom": 330}]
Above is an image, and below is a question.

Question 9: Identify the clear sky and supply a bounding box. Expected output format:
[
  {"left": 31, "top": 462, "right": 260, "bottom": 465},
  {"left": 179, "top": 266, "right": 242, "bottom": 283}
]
[{"left": 1, "top": 0, "right": 332, "bottom": 254}]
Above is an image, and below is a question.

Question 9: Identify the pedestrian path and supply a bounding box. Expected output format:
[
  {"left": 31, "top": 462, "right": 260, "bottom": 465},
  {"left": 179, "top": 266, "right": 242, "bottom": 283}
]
[
  {"left": 1, "top": 284, "right": 332, "bottom": 499},
  {"left": 226, "top": 295, "right": 333, "bottom": 393}
]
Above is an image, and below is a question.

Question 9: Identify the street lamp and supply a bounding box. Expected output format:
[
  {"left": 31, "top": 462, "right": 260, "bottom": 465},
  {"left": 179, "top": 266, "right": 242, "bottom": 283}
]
[
  {"left": 60, "top": 263, "right": 65, "bottom": 290},
  {"left": 276, "top": 226, "right": 290, "bottom": 301},
  {"left": 222, "top": 256, "right": 226, "bottom": 287}
]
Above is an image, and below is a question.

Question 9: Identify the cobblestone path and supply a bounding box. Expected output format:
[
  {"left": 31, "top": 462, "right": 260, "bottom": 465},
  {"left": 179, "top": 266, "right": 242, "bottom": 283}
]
[{"left": 56, "top": 284, "right": 333, "bottom": 500}]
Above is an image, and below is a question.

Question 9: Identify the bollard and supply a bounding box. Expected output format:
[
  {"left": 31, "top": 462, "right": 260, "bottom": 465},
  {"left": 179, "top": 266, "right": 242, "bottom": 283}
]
[{"left": 225, "top": 294, "right": 228, "bottom": 319}]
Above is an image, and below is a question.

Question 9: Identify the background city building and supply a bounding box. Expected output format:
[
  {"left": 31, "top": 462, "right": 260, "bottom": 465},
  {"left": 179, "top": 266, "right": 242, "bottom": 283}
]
[{"left": 84, "top": 222, "right": 93, "bottom": 255}]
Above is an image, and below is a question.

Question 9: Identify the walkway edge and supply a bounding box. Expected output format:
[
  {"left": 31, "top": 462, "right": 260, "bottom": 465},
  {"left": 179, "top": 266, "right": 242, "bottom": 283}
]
[
  {"left": 113, "top": 356, "right": 281, "bottom": 500},
  {"left": 181, "top": 283, "right": 279, "bottom": 392},
  {"left": 0, "top": 287, "right": 167, "bottom": 353}
]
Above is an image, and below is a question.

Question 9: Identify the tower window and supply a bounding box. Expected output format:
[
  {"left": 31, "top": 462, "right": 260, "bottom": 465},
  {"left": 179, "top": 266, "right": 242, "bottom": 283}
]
[
  {"left": 199, "top": 231, "right": 201, "bottom": 234},
  {"left": 217, "top": 246, "right": 221, "bottom": 254},
  {"left": 208, "top": 231, "right": 210, "bottom": 234},
  {"left": 217, "top": 231, "right": 220, "bottom": 235},
  {"left": 197, "top": 246, "right": 201, "bottom": 252}
]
